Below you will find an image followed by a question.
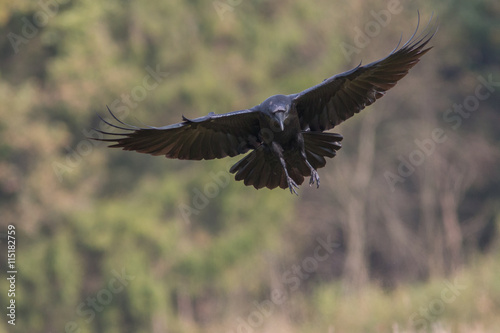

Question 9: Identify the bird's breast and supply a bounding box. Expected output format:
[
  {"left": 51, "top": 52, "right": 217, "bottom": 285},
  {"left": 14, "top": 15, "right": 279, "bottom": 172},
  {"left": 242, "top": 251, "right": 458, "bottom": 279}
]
[{"left": 258, "top": 112, "right": 301, "bottom": 147}]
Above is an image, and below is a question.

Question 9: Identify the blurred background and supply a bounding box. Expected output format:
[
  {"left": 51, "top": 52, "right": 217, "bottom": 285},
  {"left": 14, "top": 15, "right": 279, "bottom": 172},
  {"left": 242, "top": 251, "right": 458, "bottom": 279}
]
[{"left": 0, "top": 0, "right": 499, "bottom": 332}]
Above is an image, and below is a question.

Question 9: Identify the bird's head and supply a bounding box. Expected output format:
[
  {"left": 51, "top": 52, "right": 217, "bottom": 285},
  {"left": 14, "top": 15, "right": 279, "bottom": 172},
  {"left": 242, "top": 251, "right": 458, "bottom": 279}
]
[{"left": 261, "top": 94, "right": 292, "bottom": 132}]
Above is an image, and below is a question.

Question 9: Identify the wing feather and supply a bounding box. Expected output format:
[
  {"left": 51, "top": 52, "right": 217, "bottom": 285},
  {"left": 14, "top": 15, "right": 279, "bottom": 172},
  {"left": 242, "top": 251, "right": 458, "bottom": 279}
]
[
  {"left": 94, "top": 107, "right": 261, "bottom": 160},
  {"left": 292, "top": 14, "right": 437, "bottom": 131}
]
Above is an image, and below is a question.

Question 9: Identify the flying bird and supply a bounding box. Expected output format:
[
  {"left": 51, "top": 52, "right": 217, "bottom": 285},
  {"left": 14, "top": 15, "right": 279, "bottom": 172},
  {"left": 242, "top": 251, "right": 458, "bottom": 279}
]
[{"left": 94, "top": 17, "right": 437, "bottom": 195}]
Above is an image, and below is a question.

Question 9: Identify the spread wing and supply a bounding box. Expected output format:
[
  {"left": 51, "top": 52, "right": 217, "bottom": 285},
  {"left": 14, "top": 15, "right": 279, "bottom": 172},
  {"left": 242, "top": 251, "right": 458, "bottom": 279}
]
[
  {"left": 292, "top": 15, "right": 437, "bottom": 132},
  {"left": 94, "top": 107, "right": 262, "bottom": 160}
]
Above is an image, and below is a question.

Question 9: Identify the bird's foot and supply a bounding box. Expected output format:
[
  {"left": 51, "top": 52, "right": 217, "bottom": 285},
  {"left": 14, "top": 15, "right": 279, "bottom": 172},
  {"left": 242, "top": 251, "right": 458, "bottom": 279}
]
[
  {"left": 309, "top": 169, "right": 320, "bottom": 188},
  {"left": 287, "top": 177, "right": 299, "bottom": 195}
]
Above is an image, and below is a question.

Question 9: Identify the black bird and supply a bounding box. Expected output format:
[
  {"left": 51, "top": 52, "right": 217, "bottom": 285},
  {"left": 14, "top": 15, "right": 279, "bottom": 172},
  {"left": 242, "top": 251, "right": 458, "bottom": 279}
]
[{"left": 95, "top": 18, "right": 436, "bottom": 195}]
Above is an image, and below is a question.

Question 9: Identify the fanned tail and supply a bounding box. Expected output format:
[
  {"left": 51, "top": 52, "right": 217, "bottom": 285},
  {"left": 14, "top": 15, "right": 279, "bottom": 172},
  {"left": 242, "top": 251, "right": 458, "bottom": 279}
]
[
  {"left": 229, "top": 132, "right": 342, "bottom": 190},
  {"left": 229, "top": 146, "right": 292, "bottom": 190}
]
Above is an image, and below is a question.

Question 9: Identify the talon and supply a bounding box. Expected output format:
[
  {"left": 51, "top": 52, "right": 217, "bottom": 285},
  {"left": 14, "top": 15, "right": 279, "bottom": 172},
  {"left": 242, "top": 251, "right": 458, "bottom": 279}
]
[
  {"left": 287, "top": 177, "right": 299, "bottom": 195},
  {"left": 309, "top": 170, "right": 320, "bottom": 188}
]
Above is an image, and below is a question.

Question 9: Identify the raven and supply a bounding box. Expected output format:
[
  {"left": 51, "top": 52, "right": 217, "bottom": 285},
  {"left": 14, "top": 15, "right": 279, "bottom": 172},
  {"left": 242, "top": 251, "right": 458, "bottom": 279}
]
[{"left": 95, "top": 17, "right": 437, "bottom": 195}]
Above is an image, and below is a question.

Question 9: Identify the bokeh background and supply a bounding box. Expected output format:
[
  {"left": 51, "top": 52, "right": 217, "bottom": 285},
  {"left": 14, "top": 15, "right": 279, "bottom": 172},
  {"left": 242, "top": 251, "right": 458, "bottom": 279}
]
[{"left": 0, "top": 0, "right": 499, "bottom": 332}]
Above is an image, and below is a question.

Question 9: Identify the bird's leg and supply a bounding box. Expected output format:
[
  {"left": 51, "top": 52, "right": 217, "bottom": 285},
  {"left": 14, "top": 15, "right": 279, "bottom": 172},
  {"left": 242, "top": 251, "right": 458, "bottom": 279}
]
[
  {"left": 272, "top": 142, "right": 299, "bottom": 195},
  {"left": 279, "top": 155, "right": 299, "bottom": 195},
  {"left": 301, "top": 151, "right": 320, "bottom": 188}
]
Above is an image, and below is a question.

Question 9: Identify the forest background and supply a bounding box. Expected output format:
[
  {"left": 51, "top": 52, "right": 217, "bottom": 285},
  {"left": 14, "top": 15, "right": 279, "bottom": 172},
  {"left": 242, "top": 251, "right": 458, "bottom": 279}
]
[{"left": 0, "top": 0, "right": 499, "bottom": 332}]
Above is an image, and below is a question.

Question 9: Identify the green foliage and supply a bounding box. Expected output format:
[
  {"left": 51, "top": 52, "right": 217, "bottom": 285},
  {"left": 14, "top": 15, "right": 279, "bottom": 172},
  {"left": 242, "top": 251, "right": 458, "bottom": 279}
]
[
  {"left": 308, "top": 246, "right": 500, "bottom": 332},
  {"left": 0, "top": 0, "right": 499, "bottom": 332}
]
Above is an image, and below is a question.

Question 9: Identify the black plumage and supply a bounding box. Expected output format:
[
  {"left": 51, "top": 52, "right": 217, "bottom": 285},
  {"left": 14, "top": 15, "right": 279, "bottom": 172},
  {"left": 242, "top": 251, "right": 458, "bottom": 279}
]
[{"left": 94, "top": 17, "right": 437, "bottom": 194}]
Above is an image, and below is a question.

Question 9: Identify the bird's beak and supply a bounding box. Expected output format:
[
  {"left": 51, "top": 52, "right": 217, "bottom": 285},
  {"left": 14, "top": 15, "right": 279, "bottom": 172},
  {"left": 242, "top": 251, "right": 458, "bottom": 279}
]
[{"left": 275, "top": 112, "right": 285, "bottom": 131}]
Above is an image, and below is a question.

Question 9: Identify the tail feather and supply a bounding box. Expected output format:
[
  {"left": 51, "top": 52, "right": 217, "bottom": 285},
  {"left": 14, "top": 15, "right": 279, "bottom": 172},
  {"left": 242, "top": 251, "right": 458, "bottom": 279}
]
[
  {"left": 230, "top": 146, "right": 289, "bottom": 190},
  {"left": 229, "top": 132, "right": 343, "bottom": 190},
  {"left": 245, "top": 153, "right": 265, "bottom": 186},
  {"left": 257, "top": 160, "right": 271, "bottom": 189},
  {"left": 230, "top": 151, "right": 257, "bottom": 182}
]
